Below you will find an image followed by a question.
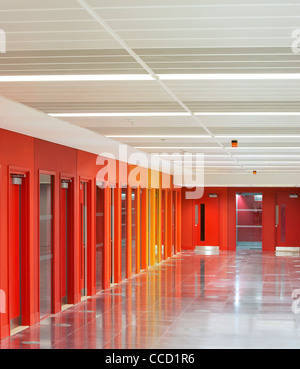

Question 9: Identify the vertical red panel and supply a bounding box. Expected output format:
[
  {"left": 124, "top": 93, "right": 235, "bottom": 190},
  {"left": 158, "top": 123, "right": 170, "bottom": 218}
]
[
  {"left": 219, "top": 188, "right": 228, "bottom": 251},
  {"left": 9, "top": 182, "right": 20, "bottom": 322},
  {"left": 166, "top": 190, "right": 172, "bottom": 258},
  {"left": 227, "top": 189, "right": 237, "bottom": 251},
  {"left": 127, "top": 186, "right": 132, "bottom": 279},
  {"left": 60, "top": 188, "right": 67, "bottom": 301},
  {"left": 176, "top": 191, "right": 181, "bottom": 253},
  {"left": 103, "top": 186, "right": 111, "bottom": 290},
  {"left": 140, "top": 189, "right": 148, "bottom": 269},
  {"left": 79, "top": 182, "right": 84, "bottom": 295},
  {"left": 89, "top": 180, "right": 96, "bottom": 297},
  {"left": 114, "top": 185, "right": 122, "bottom": 283},
  {"left": 136, "top": 187, "right": 141, "bottom": 274}
]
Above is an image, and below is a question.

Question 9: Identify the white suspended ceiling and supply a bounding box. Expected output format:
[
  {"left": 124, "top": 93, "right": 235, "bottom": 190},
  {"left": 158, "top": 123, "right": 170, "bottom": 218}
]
[{"left": 1, "top": 0, "right": 300, "bottom": 186}]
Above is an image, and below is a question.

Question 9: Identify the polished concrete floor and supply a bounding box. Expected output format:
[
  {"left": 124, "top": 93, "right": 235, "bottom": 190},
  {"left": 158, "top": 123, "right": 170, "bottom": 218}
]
[{"left": 1, "top": 250, "right": 300, "bottom": 349}]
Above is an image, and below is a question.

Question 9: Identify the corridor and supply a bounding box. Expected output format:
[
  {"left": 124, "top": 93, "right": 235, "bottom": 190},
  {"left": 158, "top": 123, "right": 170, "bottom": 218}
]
[{"left": 1, "top": 250, "right": 300, "bottom": 349}]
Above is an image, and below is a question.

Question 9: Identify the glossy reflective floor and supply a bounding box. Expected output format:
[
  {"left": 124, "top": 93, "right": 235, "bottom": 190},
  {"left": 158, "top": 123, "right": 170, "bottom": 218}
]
[{"left": 2, "top": 250, "right": 300, "bottom": 349}]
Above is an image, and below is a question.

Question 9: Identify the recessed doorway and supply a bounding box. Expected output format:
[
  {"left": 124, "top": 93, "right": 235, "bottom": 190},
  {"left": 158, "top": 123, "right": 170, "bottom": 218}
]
[{"left": 236, "top": 193, "right": 263, "bottom": 250}]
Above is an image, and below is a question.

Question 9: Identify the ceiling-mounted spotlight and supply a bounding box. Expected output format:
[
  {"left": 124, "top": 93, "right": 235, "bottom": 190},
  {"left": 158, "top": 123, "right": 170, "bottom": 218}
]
[{"left": 231, "top": 140, "right": 238, "bottom": 148}]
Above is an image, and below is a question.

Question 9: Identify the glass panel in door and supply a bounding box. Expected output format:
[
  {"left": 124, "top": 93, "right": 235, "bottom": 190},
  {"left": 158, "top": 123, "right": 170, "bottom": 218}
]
[{"left": 40, "top": 174, "right": 53, "bottom": 318}]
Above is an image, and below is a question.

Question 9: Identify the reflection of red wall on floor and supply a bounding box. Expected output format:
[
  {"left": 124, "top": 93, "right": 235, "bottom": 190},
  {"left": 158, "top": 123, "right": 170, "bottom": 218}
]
[{"left": 182, "top": 187, "right": 300, "bottom": 253}]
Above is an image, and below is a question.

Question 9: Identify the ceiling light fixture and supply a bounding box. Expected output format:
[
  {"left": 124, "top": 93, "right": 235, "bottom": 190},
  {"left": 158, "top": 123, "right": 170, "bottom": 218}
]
[
  {"left": 232, "top": 155, "right": 300, "bottom": 158},
  {"left": 158, "top": 74, "right": 300, "bottom": 80},
  {"left": 135, "top": 146, "right": 223, "bottom": 149},
  {"left": 196, "top": 112, "right": 300, "bottom": 116},
  {"left": 227, "top": 147, "right": 300, "bottom": 150},
  {"left": 153, "top": 154, "right": 230, "bottom": 158},
  {"left": 49, "top": 112, "right": 190, "bottom": 118},
  {"left": 217, "top": 135, "right": 300, "bottom": 138},
  {"left": 0, "top": 74, "right": 155, "bottom": 82},
  {"left": 105, "top": 134, "right": 209, "bottom": 138}
]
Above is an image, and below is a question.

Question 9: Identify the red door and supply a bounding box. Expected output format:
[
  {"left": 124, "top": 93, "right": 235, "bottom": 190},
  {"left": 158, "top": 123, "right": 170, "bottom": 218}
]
[
  {"left": 276, "top": 192, "right": 300, "bottom": 247},
  {"left": 79, "top": 182, "right": 86, "bottom": 297},
  {"left": 193, "top": 194, "right": 220, "bottom": 247}
]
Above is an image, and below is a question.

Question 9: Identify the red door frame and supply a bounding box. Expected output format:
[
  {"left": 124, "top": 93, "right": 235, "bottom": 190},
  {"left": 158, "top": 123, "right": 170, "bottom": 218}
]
[
  {"left": 102, "top": 186, "right": 111, "bottom": 290},
  {"left": 114, "top": 184, "right": 122, "bottom": 284},
  {"left": 8, "top": 166, "right": 30, "bottom": 329},
  {"left": 79, "top": 177, "right": 94, "bottom": 298},
  {"left": 126, "top": 185, "right": 132, "bottom": 279},
  {"left": 95, "top": 183, "right": 105, "bottom": 292},
  {"left": 60, "top": 174, "right": 75, "bottom": 306}
]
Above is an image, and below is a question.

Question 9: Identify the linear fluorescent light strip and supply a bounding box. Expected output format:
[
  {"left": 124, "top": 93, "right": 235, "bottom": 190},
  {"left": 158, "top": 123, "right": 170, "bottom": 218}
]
[
  {"left": 227, "top": 147, "right": 300, "bottom": 150},
  {"left": 196, "top": 112, "right": 300, "bottom": 116},
  {"left": 186, "top": 165, "right": 240, "bottom": 168},
  {"left": 226, "top": 146, "right": 300, "bottom": 150},
  {"left": 2, "top": 73, "right": 300, "bottom": 82},
  {"left": 3, "top": 73, "right": 300, "bottom": 82},
  {"left": 153, "top": 154, "right": 229, "bottom": 157},
  {"left": 232, "top": 155, "right": 300, "bottom": 157},
  {"left": 173, "top": 160, "right": 235, "bottom": 163},
  {"left": 49, "top": 112, "right": 300, "bottom": 118},
  {"left": 108, "top": 134, "right": 300, "bottom": 139},
  {"left": 217, "top": 135, "right": 300, "bottom": 138},
  {"left": 0, "top": 74, "right": 155, "bottom": 82},
  {"left": 247, "top": 169, "right": 300, "bottom": 172},
  {"left": 106, "top": 135, "right": 209, "bottom": 138},
  {"left": 238, "top": 160, "right": 300, "bottom": 165},
  {"left": 49, "top": 112, "right": 190, "bottom": 118},
  {"left": 135, "top": 146, "right": 223, "bottom": 149},
  {"left": 244, "top": 166, "right": 300, "bottom": 168},
  {"left": 158, "top": 74, "right": 300, "bottom": 80}
]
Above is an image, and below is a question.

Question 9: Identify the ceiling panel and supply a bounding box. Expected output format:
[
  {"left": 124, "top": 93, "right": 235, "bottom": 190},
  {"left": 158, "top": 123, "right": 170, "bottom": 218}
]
[{"left": 0, "top": 1, "right": 300, "bottom": 179}]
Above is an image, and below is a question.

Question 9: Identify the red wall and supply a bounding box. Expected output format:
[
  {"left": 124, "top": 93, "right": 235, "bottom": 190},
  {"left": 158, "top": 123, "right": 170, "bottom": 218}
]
[
  {"left": 0, "top": 128, "right": 179, "bottom": 340},
  {"left": 0, "top": 130, "right": 35, "bottom": 338},
  {"left": 0, "top": 129, "right": 104, "bottom": 339},
  {"left": 182, "top": 187, "right": 300, "bottom": 252}
]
